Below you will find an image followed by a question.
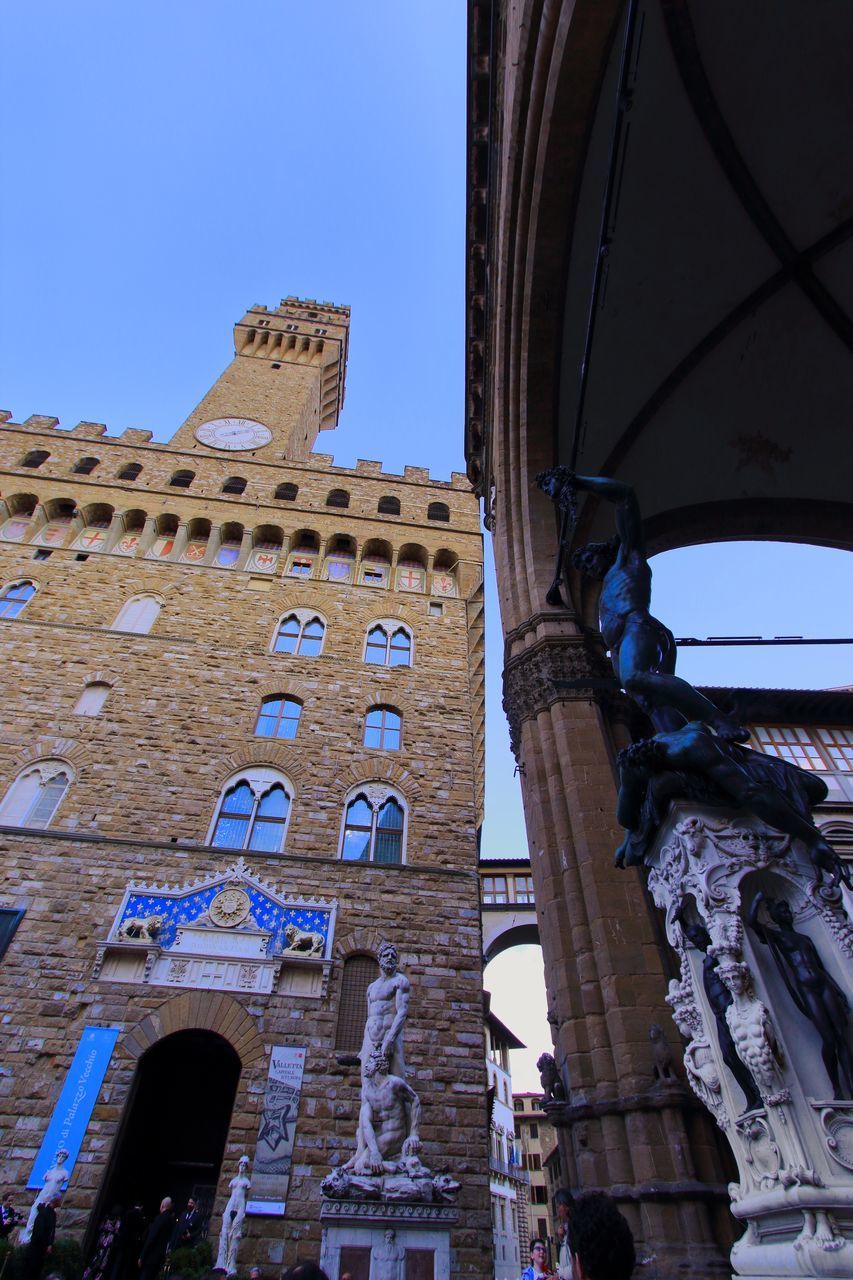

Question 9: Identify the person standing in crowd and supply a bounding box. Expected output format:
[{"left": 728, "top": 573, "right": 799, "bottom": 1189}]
[
  {"left": 520, "top": 1237, "right": 553, "bottom": 1279},
  {"left": 83, "top": 1205, "right": 122, "bottom": 1280},
  {"left": 171, "top": 1199, "right": 202, "bottom": 1251},
  {"left": 565, "top": 1193, "right": 635, "bottom": 1280},
  {"left": 113, "top": 1201, "right": 146, "bottom": 1280},
  {"left": 138, "top": 1198, "right": 174, "bottom": 1280},
  {"left": 0, "top": 1192, "right": 19, "bottom": 1240},
  {"left": 20, "top": 1195, "right": 60, "bottom": 1280},
  {"left": 280, "top": 1265, "right": 329, "bottom": 1280},
  {"left": 553, "top": 1189, "right": 574, "bottom": 1279}
]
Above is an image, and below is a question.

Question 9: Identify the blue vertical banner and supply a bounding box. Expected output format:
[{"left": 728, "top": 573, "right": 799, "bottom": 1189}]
[{"left": 28, "top": 1026, "right": 120, "bottom": 1189}]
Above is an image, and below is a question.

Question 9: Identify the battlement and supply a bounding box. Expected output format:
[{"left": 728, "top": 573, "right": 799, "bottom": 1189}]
[{"left": 0, "top": 415, "right": 474, "bottom": 492}]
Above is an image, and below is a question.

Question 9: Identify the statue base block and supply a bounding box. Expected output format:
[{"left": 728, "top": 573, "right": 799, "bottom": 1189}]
[
  {"left": 646, "top": 801, "right": 853, "bottom": 1279},
  {"left": 320, "top": 1201, "right": 455, "bottom": 1280}
]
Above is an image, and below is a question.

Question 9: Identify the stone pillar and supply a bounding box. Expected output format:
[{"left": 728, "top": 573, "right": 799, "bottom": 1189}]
[{"left": 502, "top": 619, "right": 734, "bottom": 1278}]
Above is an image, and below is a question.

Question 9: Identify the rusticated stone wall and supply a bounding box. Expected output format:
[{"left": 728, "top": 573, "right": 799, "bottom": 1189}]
[{"left": 0, "top": 302, "right": 491, "bottom": 1276}]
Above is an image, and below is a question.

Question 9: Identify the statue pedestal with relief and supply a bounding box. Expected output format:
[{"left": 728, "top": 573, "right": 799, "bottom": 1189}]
[{"left": 647, "top": 802, "right": 853, "bottom": 1280}]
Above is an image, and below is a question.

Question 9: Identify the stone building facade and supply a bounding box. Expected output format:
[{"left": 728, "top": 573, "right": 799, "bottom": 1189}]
[{"left": 0, "top": 298, "right": 490, "bottom": 1276}]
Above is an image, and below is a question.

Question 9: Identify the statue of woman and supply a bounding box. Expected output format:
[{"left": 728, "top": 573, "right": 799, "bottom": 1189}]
[
  {"left": 20, "top": 1149, "right": 69, "bottom": 1244},
  {"left": 214, "top": 1154, "right": 251, "bottom": 1276},
  {"left": 19, "top": 1146, "right": 68, "bottom": 1244}
]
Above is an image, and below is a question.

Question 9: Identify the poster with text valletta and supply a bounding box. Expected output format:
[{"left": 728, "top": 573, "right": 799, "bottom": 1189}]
[{"left": 247, "top": 1046, "right": 307, "bottom": 1216}]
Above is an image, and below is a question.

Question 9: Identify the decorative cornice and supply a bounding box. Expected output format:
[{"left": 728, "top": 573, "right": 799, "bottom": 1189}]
[{"left": 501, "top": 634, "right": 617, "bottom": 757}]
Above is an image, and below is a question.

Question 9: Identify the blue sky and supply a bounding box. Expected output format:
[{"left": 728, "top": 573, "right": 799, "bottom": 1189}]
[{"left": 3, "top": 2, "right": 851, "bottom": 1086}]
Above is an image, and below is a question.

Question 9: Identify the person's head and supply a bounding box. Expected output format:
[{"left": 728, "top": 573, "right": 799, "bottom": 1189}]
[
  {"left": 160, "top": 1197, "right": 172, "bottom": 1213},
  {"left": 280, "top": 1265, "right": 329, "bottom": 1280},
  {"left": 554, "top": 1187, "right": 573, "bottom": 1223},
  {"left": 185, "top": 1198, "right": 196, "bottom": 1212},
  {"left": 566, "top": 1193, "right": 635, "bottom": 1280},
  {"left": 249, "top": 1268, "right": 261, "bottom": 1280},
  {"left": 529, "top": 1238, "right": 548, "bottom": 1269},
  {"left": 49, "top": 1196, "right": 62, "bottom": 1210},
  {"left": 378, "top": 942, "right": 398, "bottom": 974},
  {"left": 2, "top": 1192, "right": 12, "bottom": 1204},
  {"left": 571, "top": 538, "right": 618, "bottom": 580}
]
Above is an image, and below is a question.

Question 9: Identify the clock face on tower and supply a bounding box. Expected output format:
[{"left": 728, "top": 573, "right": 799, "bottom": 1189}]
[{"left": 195, "top": 418, "right": 273, "bottom": 451}]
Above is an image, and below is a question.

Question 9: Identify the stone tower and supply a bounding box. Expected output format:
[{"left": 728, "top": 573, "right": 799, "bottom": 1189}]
[
  {"left": 0, "top": 299, "right": 489, "bottom": 1278},
  {"left": 170, "top": 298, "right": 350, "bottom": 458}
]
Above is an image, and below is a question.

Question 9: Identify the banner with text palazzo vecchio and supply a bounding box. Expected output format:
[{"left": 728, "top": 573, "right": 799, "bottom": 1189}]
[{"left": 28, "top": 1027, "right": 120, "bottom": 1188}]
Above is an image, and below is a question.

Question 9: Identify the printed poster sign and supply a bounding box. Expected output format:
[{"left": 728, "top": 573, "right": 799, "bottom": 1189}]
[
  {"left": 250, "top": 1045, "right": 306, "bottom": 1211},
  {"left": 28, "top": 1026, "right": 119, "bottom": 1189}
]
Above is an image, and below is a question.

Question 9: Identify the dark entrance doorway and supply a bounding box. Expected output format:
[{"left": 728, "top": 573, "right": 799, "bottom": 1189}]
[{"left": 96, "top": 1030, "right": 241, "bottom": 1240}]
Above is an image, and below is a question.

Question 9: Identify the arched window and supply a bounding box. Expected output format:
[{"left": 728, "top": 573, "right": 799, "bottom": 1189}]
[
  {"left": 110, "top": 595, "right": 161, "bottom": 634},
  {"left": 427, "top": 501, "right": 450, "bottom": 522},
  {"left": 222, "top": 476, "right": 247, "bottom": 495},
  {"left": 117, "top": 462, "right": 142, "bottom": 480},
  {"left": 341, "top": 791, "right": 406, "bottom": 864},
  {"left": 0, "top": 762, "right": 71, "bottom": 829},
  {"left": 326, "top": 488, "right": 350, "bottom": 509},
  {"left": 377, "top": 495, "right": 400, "bottom": 516},
  {"left": 364, "top": 624, "right": 412, "bottom": 667},
  {"left": 275, "top": 483, "right": 299, "bottom": 501},
  {"left": 364, "top": 707, "right": 402, "bottom": 750},
  {"left": 170, "top": 469, "right": 195, "bottom": 489},
  {"left": 255, "top": 696, "right": 302, "bottom": 739},
  {"left": 73, "top": 682, "right": 110, "bottom": 716},
  {"left": 335, "top": 954, "right": 380, "bottom": 1050},
  {"left": 72, "top": 456, "right": 100, "bottom": 475},
  {"left": 20, "top": 450, "right": 49, "bottom": 469},
  {"left": 0, "top": 581, "right": 36, "bottom": 619},
  {"left": 273, "top": 613, "right": 325, "bottom": 656},
  {"left": 209, "top": 769, "right": 292, "bottom": 853}
]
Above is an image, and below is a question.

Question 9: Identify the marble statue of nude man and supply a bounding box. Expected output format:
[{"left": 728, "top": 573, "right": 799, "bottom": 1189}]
[
  {"left": 360, "top": 941, "right": 410, "bottom": 1079},
  {"left": 346, "top": 1049, "right": 422, "bottom": 1175}
]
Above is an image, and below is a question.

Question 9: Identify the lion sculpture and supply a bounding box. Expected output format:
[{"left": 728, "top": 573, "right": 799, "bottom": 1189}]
[
  {"left": 284, "top": 922, "right": 325, "bottom": 956},
  {"left": 116, "top": 914, "right": 162, "bottom": 943},
  {"left": 536, "top": 1052, "right": 566, "bottom": 1104}
]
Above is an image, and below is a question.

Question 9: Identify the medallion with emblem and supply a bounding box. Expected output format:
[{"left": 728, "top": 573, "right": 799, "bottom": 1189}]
[{"left": 209, "top": 887, "right": 252, "bottom": 928}]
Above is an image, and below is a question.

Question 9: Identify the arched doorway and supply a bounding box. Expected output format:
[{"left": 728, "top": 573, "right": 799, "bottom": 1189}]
[{"left": 97, "top": 1030, "right": 241, "bottom": 1231}]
